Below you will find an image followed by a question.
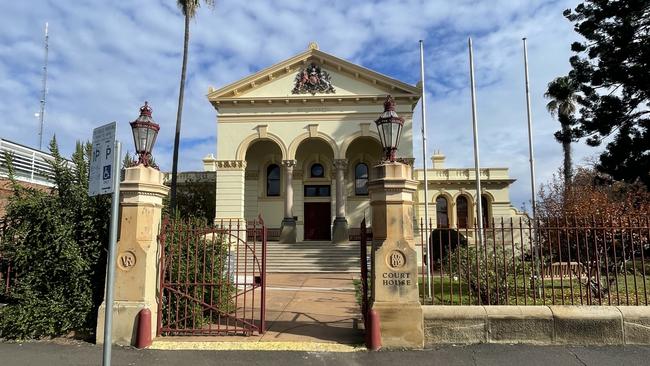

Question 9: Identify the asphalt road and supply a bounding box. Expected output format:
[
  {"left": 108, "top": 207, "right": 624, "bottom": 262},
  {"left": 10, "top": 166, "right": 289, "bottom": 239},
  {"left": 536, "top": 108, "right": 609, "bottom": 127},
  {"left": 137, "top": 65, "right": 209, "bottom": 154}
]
[{"left": 2, "top": 341, "right": 650, "bottom": 366}]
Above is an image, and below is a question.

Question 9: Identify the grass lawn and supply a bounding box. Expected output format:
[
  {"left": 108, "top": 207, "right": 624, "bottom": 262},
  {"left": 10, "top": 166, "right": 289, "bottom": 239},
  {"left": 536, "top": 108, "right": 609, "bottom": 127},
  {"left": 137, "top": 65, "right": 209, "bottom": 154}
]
[{"left": 418, "top": 272, "right": 650, "bottom": 306}]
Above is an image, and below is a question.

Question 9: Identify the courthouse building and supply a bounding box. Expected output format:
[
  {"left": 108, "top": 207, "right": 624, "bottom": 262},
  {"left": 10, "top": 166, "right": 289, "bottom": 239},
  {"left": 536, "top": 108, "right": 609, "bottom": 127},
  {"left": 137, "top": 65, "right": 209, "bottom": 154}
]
[{"left": 202, "top": 43, "right": 524, "bottom": 243}]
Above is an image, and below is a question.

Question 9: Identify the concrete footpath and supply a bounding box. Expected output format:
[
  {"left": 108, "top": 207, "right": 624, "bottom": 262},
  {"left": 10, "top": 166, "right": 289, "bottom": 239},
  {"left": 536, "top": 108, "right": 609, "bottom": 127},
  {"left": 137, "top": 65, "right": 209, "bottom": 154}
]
[
  {"left": 3, "top": 341, "right": 650, "bottom": 366},
  {"left": 247, "top": 272, "right": 362, "bottom": 344},
  {"left": 154, "top": 273, "right": 363, "bottom": 349}
]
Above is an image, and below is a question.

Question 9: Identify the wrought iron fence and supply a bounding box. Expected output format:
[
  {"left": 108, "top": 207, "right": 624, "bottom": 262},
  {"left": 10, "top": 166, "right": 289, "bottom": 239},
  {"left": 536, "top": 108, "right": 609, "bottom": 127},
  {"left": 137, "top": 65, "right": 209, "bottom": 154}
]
[
  {"left": 418, "top": 216, "right": 650, "bottom": 306},
  {"left": 360, "top": 218, "right": 370, "bottom": 322},
  {"left": 157, "top": 217, "right": 266, "bottom": 336}
]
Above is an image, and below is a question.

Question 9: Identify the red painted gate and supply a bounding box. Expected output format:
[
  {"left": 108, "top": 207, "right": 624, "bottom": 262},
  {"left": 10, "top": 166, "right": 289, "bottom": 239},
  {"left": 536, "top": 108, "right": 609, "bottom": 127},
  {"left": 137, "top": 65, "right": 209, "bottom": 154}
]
[{"left": 157, "top": 217, "right": 266, "bottom": 336}]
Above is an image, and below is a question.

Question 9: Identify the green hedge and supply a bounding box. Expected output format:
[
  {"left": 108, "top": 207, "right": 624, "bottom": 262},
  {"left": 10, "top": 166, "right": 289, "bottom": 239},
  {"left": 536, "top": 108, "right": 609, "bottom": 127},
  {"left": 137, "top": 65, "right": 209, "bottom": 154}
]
[{"left": 0, "top": 138, "right": 110, "bottom": 340}]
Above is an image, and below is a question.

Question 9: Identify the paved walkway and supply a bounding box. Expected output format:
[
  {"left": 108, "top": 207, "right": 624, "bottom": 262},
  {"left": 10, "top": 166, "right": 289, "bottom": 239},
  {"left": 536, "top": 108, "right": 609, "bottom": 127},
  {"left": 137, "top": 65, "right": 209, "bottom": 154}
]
[{"left": 155, "top": 273, "right": 363, "bottom": 347}]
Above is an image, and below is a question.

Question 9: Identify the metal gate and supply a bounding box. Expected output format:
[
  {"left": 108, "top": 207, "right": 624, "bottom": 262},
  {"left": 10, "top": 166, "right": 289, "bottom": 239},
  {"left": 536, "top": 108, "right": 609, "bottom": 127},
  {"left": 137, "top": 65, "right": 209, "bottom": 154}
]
[
  {"left": 359, "top": 218, "right": 371, "bottom": 335},
  {"left": 157, "top": 217, "right": 266, "bottom": 336}
]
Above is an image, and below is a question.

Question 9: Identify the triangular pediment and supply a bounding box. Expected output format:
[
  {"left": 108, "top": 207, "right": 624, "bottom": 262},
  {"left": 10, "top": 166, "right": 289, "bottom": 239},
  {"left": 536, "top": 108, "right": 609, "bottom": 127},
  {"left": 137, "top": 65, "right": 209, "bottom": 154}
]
[{"left": 207, "top": 46, "right": 420, "bottom": 106}]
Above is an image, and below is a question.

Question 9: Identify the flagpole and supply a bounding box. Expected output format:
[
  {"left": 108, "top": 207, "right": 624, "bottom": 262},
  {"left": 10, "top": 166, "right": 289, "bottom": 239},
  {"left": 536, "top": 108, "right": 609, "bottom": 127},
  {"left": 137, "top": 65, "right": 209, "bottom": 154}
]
[
  {"left": 522, "top": 38, "right": 537, "bottom": 219},
  {"left": 468, "top": 37, "right": 484, "bottom": 246},
  {"left": 522, "top": 37, "right": 541, "bottom": 297},
  {"left": 419, "top": 40, "right": 432, "bottom": 302}
]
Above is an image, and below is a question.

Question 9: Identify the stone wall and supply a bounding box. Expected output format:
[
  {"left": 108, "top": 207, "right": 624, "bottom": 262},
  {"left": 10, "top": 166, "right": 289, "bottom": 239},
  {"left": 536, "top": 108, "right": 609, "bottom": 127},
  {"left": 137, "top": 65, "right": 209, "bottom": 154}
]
[{"left": 423, "top": 305, "right": 650, "bottom": 346}]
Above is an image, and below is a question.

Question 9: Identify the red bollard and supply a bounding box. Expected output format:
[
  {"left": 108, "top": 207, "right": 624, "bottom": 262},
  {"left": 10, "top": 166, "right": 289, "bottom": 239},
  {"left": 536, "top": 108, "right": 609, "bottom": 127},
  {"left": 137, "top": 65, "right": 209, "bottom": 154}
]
[
  {"left": 366, "top": 309, "right": 382, "bottom": 351},
  {"left": 136, "top": 308, "right": 152, "bottom": 349}
]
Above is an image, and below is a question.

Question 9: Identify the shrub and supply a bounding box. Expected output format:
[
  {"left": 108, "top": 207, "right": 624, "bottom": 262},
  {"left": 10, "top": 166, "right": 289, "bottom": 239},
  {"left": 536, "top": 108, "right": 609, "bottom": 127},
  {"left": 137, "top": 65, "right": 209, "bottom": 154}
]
[
  {"left": 428, "top": 228, "right": 468, "bottom": 270},
  {"left": 450, "top": 244, "right": 526, "bottom": 305},
  {"left": 0, "top": 138, "right": 110, "bottom": 339},
  {"left": 162, "top": 175, "right": 216, "bottom": 223}
]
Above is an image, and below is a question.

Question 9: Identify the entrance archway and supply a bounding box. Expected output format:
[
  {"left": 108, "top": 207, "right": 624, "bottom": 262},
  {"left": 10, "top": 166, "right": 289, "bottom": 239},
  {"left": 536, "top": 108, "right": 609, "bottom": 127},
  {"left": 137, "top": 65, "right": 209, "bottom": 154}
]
[
  {"left": 294, "top": 137, "right": 335, "bottom": 241},
  {"left": 244, "top": 139, "right": 284, "bottom": 230}
]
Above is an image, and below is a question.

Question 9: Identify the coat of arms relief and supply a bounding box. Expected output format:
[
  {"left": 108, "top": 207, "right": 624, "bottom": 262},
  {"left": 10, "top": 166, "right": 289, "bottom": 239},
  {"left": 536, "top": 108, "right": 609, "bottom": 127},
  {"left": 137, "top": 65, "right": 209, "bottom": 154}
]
[{"left": 292, "top": 62, "right": 335, "bottom": 95}]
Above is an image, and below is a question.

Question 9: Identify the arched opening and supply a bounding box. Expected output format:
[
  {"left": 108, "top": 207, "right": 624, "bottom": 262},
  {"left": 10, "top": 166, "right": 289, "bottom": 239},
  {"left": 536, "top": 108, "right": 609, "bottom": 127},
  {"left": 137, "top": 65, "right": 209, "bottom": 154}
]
[
  {"left": 481, "top": 195, "right": 491, "bottom": 228},
  {"left": 344, "top": 136, "right": 382, "bottom": 229},
  {"left": 310, "top": 163, "right": 324, "bottom": 178},
  {"left": 266, "top": 164, "right": 280, "bottom": 196},
  {"left": 295, "top": 138, "right": 335, "bottom": 241},
  {"left": 436, "top": 196, "right": 449, "bottom": 229},
  {"left": 244, "top": 139, "right": 283, "bottom": 229},
  {"left": 354, "top": 163, "right": 369, "bottom": 196},
  {"left": 430, "top": 196, "right": 467, "bottom": 273},
  {"left": 456, "top": 195, "right": 469, "bottom": 229}
]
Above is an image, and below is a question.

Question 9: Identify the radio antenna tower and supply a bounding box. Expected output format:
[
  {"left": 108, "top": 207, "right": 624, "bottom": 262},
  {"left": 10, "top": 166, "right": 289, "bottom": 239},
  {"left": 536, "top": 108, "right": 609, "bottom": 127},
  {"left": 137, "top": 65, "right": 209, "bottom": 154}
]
[{"left": 38, "top": 22, "right": 49, "bottom": 150}]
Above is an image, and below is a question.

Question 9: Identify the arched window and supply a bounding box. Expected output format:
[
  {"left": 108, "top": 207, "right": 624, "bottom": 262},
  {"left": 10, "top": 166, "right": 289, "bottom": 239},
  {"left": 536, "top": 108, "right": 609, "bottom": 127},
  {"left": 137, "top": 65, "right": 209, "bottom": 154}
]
[
  {"left": 355, "top": 163, "right": 369, "bottom": 195},
  {"left": 310, "top": 163, "right": 324, "bottom": 178},
  {"left": 436, "top": 196, "right": 449, "bottom": 228},
  {"left": 456, "top": 196, "right": 469, "bottom": 228},
  {"left": 481, "top": 195, "right": 490, "bottom": 228},
  {"left": 267, "top": 164, "right": 280, "bottom": 196}
]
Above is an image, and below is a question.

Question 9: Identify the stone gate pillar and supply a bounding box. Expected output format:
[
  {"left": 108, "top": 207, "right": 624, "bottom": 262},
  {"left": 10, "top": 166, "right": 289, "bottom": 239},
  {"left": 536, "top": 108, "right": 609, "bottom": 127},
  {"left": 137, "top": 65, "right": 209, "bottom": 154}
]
[
  {"left": 368, "top": 161, "right": 424, "bottom": 349},
  {"left": 96, "top": 165, "right": 169, "bottom": 345}
]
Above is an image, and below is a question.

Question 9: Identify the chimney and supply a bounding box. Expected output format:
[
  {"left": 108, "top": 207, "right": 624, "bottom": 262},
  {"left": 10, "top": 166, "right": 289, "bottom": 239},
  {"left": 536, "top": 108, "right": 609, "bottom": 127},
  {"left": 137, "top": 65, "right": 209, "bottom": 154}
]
[{"left": 431, "top": 150, "right": 446, "bottom": 169}]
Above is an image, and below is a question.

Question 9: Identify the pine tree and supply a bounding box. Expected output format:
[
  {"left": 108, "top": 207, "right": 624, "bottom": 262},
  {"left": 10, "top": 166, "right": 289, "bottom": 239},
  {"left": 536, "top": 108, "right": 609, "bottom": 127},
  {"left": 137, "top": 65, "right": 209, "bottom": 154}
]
[{"left": 560, "top": 0, "right": 649, "bottom": 186}]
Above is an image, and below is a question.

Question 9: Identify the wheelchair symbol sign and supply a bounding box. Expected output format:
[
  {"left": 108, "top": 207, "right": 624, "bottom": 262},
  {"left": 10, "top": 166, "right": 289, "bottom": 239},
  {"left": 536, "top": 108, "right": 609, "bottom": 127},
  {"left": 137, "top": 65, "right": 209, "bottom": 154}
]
[{"left": 103, "top": 165, "right": 111, "bottom": 180}]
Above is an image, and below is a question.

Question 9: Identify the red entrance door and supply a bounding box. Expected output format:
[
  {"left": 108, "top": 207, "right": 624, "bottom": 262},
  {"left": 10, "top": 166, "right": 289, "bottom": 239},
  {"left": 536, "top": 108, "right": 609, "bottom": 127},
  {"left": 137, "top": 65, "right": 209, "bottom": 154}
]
[{"left": 304, "top": 202, "right": 331, "bottom": 241}]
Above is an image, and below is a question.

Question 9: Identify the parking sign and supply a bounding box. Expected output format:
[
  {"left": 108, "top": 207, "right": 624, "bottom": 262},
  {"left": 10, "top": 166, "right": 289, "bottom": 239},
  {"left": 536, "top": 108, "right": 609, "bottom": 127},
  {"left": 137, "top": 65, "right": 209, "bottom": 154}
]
[{"left": 89, "top": 122, "right": 116, "bottom": 196}]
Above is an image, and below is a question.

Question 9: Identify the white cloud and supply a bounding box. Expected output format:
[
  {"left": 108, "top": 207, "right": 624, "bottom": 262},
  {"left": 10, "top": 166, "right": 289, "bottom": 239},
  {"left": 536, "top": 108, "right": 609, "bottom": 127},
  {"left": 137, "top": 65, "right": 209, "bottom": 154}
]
[{"left": 0, "top": 0, "right": 600, "bottom": 210}]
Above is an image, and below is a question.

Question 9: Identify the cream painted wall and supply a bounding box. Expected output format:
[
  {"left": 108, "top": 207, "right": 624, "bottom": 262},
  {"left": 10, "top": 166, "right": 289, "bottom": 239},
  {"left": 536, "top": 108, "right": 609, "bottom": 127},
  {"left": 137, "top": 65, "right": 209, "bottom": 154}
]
[
  {"left": 214, "top": 112, "right": 414, "bottom": 161},
  {"left": 206, "top": 48, "right": 521, "bottom": 246}
]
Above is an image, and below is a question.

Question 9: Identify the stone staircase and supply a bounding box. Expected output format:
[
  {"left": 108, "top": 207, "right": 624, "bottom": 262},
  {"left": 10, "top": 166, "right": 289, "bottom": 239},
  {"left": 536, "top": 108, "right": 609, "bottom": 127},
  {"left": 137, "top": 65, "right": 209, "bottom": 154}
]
[{"left": 265, "top": 241, "right": 361, "bottom": 273}]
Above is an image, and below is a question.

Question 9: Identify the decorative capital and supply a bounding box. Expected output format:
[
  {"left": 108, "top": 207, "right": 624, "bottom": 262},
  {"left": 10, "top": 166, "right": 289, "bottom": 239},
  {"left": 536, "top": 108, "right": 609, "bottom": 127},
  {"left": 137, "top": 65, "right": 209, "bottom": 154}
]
[
  {"left": 215, "top": 160, "right": 247, "bottom": 170},
  {"left": 282, "top": 159, "right": 297, "bottom": 168},
  {"left": 333, "top": 159, "right": 348, "bottom": 170}
]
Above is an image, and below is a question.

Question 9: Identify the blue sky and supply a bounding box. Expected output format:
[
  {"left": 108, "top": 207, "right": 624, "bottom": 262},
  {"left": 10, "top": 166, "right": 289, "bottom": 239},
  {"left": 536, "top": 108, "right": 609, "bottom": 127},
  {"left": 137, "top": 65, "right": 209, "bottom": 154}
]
[{"left": 0, "top": 0, "right": 600, "bottom": 210}]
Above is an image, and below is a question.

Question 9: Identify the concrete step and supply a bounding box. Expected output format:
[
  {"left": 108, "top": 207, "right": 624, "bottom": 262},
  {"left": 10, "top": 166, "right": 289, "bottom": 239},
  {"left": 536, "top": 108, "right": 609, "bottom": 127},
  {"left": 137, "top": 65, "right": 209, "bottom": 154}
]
[
  {"left": 266, "top": 253, "right": 358, "bottom": 257},
  {"left": 260, "top": 241, "right": 362, "bottom": 273}
]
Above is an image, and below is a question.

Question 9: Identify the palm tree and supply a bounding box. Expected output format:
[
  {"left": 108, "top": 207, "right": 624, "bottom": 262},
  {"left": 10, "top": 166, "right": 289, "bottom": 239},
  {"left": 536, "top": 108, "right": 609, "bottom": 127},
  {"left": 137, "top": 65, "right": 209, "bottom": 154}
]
[
  {"left": 170, "top": 0, "right": 214, "bottom": 213},
  {"left": 545, "top": 76, "right": 578, "bottom": 184}
]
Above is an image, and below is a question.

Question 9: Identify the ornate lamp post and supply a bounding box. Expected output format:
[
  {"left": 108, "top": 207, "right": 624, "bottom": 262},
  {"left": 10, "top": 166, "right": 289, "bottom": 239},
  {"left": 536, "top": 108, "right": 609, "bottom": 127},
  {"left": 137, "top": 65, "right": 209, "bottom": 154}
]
[
  {"left": 97, "top": 101, "right": 169, "bottom": 347},
  {"left": 129, "top": 101, "right": 160, "bottom": 167},
  {"left": 374, "top": 95, "right": 404, "bottom": 162},
  {"left": 368, "top": 94, "right": 423, "bottom": 349}
]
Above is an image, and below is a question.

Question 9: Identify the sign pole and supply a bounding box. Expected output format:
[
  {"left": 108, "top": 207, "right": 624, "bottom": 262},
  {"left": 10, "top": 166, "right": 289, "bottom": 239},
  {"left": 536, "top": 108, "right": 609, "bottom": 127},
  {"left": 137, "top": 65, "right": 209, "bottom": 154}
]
[{"left": 102, "top": 140, "right": 121, "bottom": 366}]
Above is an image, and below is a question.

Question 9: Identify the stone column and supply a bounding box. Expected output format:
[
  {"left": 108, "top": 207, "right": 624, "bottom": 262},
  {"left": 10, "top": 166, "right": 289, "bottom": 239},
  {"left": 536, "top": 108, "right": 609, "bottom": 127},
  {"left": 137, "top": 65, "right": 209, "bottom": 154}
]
[
  {"left": 368, "top": 161, "right": 424, "bottom": 349},
  {"left": 279, "top": 159, "right": 296, "bottom": 243},
  {"left": 96, "top": 165, "right": 169, "bottom": 346},
  {"left": 332, "top": 159, "right": 349, "bottom": 243}
]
